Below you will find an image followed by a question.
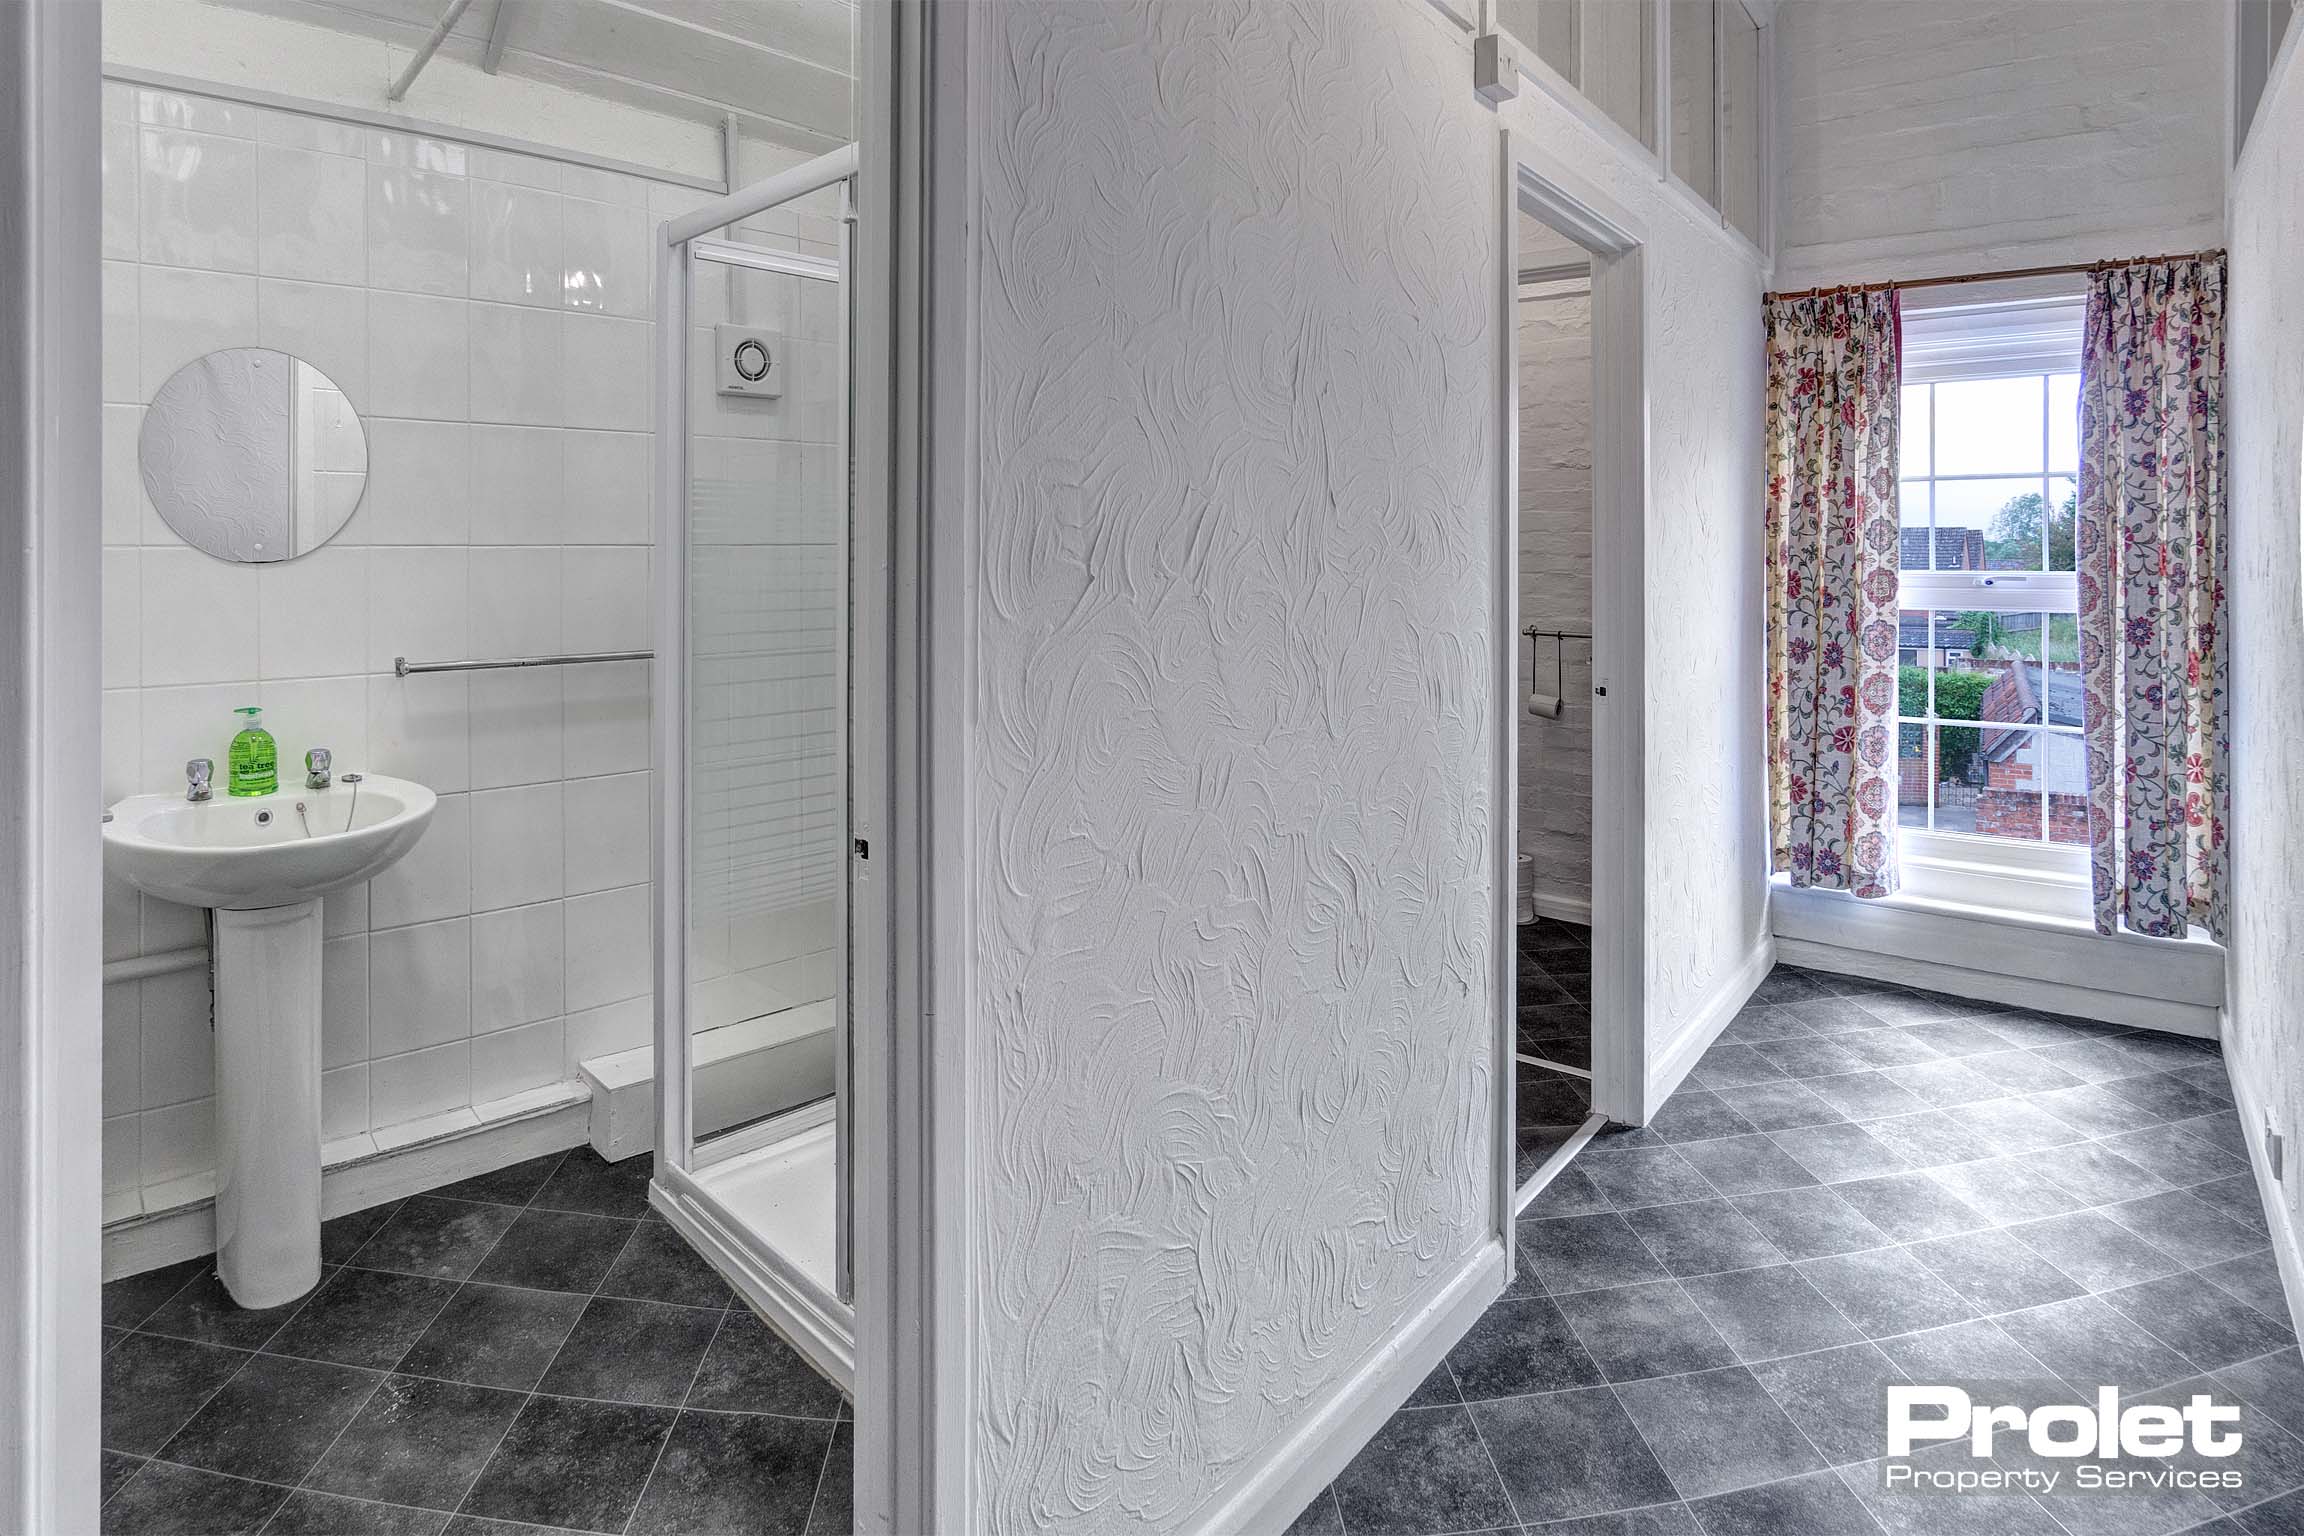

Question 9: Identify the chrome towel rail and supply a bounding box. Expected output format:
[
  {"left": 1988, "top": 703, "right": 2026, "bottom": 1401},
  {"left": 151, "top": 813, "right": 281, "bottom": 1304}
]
[{"left": 394, "top": 649, "right": 653, "bottom": 677}]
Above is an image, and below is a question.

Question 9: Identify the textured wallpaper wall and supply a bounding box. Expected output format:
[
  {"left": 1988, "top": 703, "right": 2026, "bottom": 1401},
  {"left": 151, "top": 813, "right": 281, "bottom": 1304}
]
[
  {"left": 2225, "top": 51, "right": 2304, "bottom": 1297},
  {"left": 953, "top": 1, "right": 1769, "bottom": 1528},
  {"left": 966, "top": 2, "right": 1497, "bottom": 1527}
]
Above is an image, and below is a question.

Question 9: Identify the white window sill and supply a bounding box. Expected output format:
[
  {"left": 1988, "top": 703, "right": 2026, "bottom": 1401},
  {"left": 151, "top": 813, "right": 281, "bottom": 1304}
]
[{"left": 1773, "top": 871, "right": 2222, "bottom": 955}]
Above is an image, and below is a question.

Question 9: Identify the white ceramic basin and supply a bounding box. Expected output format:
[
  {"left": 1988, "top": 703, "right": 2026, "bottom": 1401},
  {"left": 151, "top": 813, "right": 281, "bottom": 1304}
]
[{"left": 104, "top": 774, "right": 435, "bottom": 911}]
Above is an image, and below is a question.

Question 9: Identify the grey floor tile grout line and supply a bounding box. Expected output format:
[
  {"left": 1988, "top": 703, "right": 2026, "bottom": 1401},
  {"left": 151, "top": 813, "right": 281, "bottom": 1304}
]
[
  {"left": 615, "top": 1296, "right": 735, "bottom": 1535},
  {"left": 1450, "top": 1357, "right": 1528, "bottom": 1531}
]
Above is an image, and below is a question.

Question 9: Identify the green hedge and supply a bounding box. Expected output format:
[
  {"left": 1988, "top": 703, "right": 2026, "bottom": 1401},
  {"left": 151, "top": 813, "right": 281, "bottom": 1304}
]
[{"left": 1899, "top": 665, "right": 1986, "bottom": 780}]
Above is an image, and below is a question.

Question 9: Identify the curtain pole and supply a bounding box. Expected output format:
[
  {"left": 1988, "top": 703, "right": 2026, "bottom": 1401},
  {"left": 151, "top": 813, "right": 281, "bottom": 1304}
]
[{"left": 1764, "top": 247, "right": 2227, "bottom": 303}]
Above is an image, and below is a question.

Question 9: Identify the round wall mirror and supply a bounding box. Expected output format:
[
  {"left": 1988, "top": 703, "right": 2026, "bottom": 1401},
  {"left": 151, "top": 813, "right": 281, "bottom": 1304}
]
[{"left": 137, "top": 347, "right": 369, "bottom": 563}]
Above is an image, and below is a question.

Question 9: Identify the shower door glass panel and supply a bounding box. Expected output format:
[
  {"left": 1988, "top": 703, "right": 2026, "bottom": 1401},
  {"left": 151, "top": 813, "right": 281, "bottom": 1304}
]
[{"left": 685, "top": 243, "right": 848, "bottom": 1159}]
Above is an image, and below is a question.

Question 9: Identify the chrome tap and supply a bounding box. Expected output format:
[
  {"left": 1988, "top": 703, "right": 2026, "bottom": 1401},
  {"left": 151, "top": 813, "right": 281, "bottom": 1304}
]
[
  {"left": 186, "top": 758, "right": 214, "bottom": 803},
  {"left": 305, "top": 747, "right": 333, "bottom": 790}
]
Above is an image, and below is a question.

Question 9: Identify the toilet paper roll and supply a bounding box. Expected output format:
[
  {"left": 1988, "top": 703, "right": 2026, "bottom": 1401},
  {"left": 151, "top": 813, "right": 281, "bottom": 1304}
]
[{"left": 1525, "top": 691, "right": 1563, "bottom": 719}]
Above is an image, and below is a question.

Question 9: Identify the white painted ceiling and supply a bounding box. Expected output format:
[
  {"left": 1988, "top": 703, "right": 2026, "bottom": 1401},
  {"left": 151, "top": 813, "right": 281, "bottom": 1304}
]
[{"left": 217, "top": 0, "right": 853, "bottom": 153}]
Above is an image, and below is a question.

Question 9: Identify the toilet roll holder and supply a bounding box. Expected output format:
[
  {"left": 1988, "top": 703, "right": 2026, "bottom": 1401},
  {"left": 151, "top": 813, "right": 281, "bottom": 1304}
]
[{"left": 1523, "top": 625, "right": 1593, "bottom": 714}]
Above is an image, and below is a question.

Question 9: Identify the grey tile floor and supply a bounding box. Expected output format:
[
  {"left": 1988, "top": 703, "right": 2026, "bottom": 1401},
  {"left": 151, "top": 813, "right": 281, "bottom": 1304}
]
[
  {"left": 1516, "top": 918, "right": 1595, "bottom": 1185},
  {"left": 1294, "top": 962, "right": 2304, "bottom": 1536},
  {"left": 99, "top": 1147, "right": 851, "bottom": 1536}
]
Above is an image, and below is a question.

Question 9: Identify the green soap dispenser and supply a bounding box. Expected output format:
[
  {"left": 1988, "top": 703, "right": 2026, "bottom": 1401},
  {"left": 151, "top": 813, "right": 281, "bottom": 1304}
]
[{"left": 228, "top": 706, "right": 277, "bottom": 796}]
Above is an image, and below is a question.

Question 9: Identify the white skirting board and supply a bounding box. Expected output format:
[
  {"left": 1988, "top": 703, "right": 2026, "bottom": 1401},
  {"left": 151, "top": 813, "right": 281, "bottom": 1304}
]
[
  {"left": 101, "top": 1083, "right": 591, "bottom": 1281},
  {"left": 1644, "top": 936, "right": 1778, "bottom": 1113},
  {"left": 1177, "top": 1241, "right": 1511, "bottom": 1536},
  {"left": 2223, "top": 1024, "right": 2304, "bottom": 1351},
  {"left": 1523, "top": 888, "right": 1592, "bottom": 926}
]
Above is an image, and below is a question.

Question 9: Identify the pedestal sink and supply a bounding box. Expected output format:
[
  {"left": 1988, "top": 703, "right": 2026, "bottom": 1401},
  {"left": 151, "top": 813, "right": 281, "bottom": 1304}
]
[{"left": 104, "top": 775, "right": 434, "bottom": 1307}]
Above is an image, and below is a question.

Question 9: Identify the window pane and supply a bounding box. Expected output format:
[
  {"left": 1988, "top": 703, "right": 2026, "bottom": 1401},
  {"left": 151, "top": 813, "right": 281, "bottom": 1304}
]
[
  {"left": 1896, "top": 606, "right": 1932, "bottom": 673},
  {"left": 2044, "top": 731, "right": 2089, "bottom": 845},
  {"left": 1934, "top": 376, "right": 2046, "bottom": 475},
  {"left": 1969, "top": 728, "right": 2045, "bottom": 843},
  {"left": 2047, "top": 475, "right": 2077, "bottom": 572},
  {"left": 1934, "top": 477, "right": 2049, "bottom": 571},
  {"left": 1898, "top": 722, "right": 1927, "bottom": 830},
  {"left": 1583, "top": 0, "right": 1655, "bottom": 148},
  {"left": 1899, "top": 479, "right": 1931, "bottom": 569},
  {"left": 1670, "top": 1, "right": 1717, "bottom": 203},
  {"left": 2048, "top": 373, "right": 2079, "bottom": 472},
  {"left": 1719, "top": 2, "right": 1763, "bottom": 242},
  {"left": 1901, "top": 384, "right": 1930, "bottom": 479}
]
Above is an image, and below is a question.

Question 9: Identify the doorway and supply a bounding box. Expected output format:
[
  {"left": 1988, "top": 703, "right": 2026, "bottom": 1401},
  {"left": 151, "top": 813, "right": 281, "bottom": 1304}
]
[{"left": 1501, "top": 147, "right": 1650, "bottom": 1215}]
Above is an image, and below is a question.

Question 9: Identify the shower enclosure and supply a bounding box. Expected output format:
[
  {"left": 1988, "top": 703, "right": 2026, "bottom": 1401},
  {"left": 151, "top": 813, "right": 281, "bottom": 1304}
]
[{"left": 650, "top": 144, "right": 863, "bottom": 1386}]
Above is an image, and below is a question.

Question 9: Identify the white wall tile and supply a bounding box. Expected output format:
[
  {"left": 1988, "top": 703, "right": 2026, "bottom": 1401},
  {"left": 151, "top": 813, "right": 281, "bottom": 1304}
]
[
  {"left": 140, "top": 968, "right": 214, "bottom": 1109},
  {"left": 322, "top": 933, "right": 369, "bottom": 1069},
  {"left": 368, "top": 669, "right": 471, "bottom": 793},
  {"left": 140, "top": 548, "right": 260, "bottom": 687},
  {"left": 138, "top": 89, "right": 259, "bottom": 139},
  {"left": 368, "top": 165, "right": 470, "bottom": 296},
  {"left": 256, "top": 283, "right": 369, "bottom": 429},
  {"left": 103, "top": 1116, "right": 141, "bottom": 1196},
  {"left": 321, "top": 1065, "right": 369, "bottom": 1140},
  {"left": 257, "top": 145, "right": 366, "bottom": 284},
  {"left": 258, "top": 676, "right": 370, "bottom": 783},
  {"left": 369, "top": 1041, "right": 469, "bottom": 1128},
  {"left": 371, "top": 790, "right": 471, "bottom": 928},
  {"left": 142, "top": 894, "right": 206, "bottom": 955},
  {"left": 367, "top": 291, "right": 470, "bottom": 419},
  {"left": 563, "top": 771, "right": 648, "bottom": 895},
  {"left": 258, "top": 545, "right": 368, "bottom": 679},
  {"left": 367, "top": 547, "right": 470, "bottom": 674},
  {"left": 561, "top": 198, "right": 650, "bottom": 318},
  {"left": 563, "top": 883, "right": 651, "bottom": 1012},
  {"left": 469, "top": 782, "right": 566, "bottom": 912},
  {"left": 139, "top": 266, "right": 257, "bottom": 397},
  {"left": 468, "top": 147, "right": 559, "bottom": 190},
  {"left": 469, "top": 668, "right": 563, "bottom": 789},
  {"left": 102, "top": 871, "right": 141, "bottom": 964},
  {"left": 103, "top": 261, "right": 141, "bottom": 405},
  {"left": 256, "top": 109, "right": 365, "bottom": 158},
  {"left": 563, "top": 660, "right": 650, "bottom": 777},
  {"left": 103, "top": 116, "right": 138, "bottom": 260},
  {"left": 139, "top": 127, "right": 258, "bottom": 272},
  {"left": 103, "top": 404, "right": 146, "bottom": 545},
  {"left": 363, "top": 419, "right": 471, "bottom": 545},
  {"left": 561, "top": 314, "right": 651, "bottom": 431},
  {"left": 471, "top": 1017, "right": 566, "bottom": 1103},
  {"left": 102, "top": 689, "right": 142, "bottom": 808},
  {"left": 561, "top": 547, "right": 649, "bottom": 652},
  {"left": 471, "top": 901, "right": 565, "bottom": 1033},
  {"left": 470, "top": 302, "right": 563, "bottom": 426},
  {"left": 471, "top": 181, "right": 563, "bottom": 308},
  {"left": 103, "top": 548, "right": 140, "bottom": 689},
  {"left": 563, "top": 995, "right": 650, "bottom": 1071},
  {"left": 469, "top": 425, "right": 563, "bottom": 544},
  {"left": 560, "top": 165, "right": 647, "bottom": 206},
  {"left": 140, "top": 1098, "right": 214, "bottom": 1187},
  {"left": 368, "top": 130, "right": 468, "bottom": 175},
  {"left": 467, "top": 547, "right": 563, "bottom": 660},
  {"left": 560, "top": 431, "right": 649, "bottom": 544},
  {"left": 137, "top": 682, "right": 244, "bottom": 794},
  {"left": 103, "top": 981, "right": 142, "bottom": 1118},
  {"left": 368, "top": 915, "right": 472, "bottom": 1055}
]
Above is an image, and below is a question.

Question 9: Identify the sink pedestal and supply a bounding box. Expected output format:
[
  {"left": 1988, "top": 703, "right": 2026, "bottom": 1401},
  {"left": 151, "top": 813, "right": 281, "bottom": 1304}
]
[{"left": 212, "top": 899, "right": 324, "bottom": 1309}]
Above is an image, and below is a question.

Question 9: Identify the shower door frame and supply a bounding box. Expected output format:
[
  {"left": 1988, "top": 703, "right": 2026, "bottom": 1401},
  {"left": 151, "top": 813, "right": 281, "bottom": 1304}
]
[{"left": 650, "top": 144, "right": 870, "bottom": 1390}]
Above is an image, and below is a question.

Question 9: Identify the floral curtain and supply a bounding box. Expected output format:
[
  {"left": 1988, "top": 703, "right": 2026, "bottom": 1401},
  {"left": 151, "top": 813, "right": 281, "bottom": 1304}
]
[
  {"left": 1765, "top": 290, "right": 1904, "bottom": 899},
  {"left": 2077, "top": 256, "right": 2228, "bottom": 940}
]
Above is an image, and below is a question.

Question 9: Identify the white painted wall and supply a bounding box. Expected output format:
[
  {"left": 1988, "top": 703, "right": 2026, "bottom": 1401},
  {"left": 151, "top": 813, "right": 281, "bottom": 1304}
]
[
  {"left": 1772, "top": 0, "right": 2225, "bottom": 288},
  {"left": 933, "top": 1, "right": 1768, "bottom": 1527},
  {"left": 1516, "top": 250, "right": 1594, "bottom": 918},
  {"left": 96, "top": 74, "right": 844, "bottom": 1220},
  {"left": 2224, "top": 41, "right": 2304, "bottom": 1327}
]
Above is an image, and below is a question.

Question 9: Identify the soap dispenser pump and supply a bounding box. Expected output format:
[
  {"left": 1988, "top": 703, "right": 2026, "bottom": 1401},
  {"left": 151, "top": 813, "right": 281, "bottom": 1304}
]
[{"left": 228, "top": 706, "right": 277, "bottom": 796}]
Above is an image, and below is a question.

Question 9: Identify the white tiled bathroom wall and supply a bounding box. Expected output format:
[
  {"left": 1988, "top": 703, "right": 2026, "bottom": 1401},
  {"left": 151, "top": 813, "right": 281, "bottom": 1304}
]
[{"left": 99, "top": 79, "right": 842, "bottom": 1211}]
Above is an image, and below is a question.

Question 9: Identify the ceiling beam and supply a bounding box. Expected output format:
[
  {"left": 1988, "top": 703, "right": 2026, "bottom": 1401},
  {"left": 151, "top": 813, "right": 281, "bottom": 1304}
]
[
  {"left": 386, "top": 0, "right": 475, "bottom": 100},
  {"left": 481, "top": 0, "right": 515, "bottom": 74}
]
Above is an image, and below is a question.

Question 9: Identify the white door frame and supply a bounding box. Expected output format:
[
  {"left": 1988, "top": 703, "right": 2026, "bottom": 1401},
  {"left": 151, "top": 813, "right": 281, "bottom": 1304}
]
[
  {"left": 2, "top": 0, "right": 106, "bottom": 1528},
  {"left": 1500, "top": 132, "right": 1654, "bottom": 1203}
]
